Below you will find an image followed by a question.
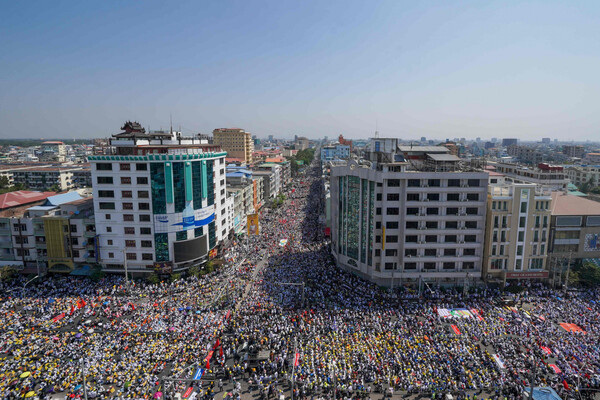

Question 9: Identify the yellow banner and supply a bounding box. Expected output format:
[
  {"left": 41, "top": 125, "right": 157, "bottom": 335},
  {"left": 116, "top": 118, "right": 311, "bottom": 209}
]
[
  {"left": 247, "top": 214, "right": 259, "bottom": 235},
  {"left": 382, "top": 226, "right": 386, "bottom": 250}
]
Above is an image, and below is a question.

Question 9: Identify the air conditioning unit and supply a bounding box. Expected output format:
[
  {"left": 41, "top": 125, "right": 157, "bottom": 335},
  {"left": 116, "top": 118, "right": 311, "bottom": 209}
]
[{"left": 459, "top": 240, "right": 465, "bottom": 244}]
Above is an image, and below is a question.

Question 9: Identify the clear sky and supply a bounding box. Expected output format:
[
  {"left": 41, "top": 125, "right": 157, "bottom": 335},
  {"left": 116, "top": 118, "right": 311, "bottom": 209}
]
[{"left": 1, "top": 0, "right": 599, "bottom": 141}]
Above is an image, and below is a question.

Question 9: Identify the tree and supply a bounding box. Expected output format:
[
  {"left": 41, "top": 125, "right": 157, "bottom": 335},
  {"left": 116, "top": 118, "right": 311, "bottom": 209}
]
[
  {"left": 574, "top": 262, "right": 600, "bottom": 287},
  {"left": 0, "top": 176, "right": 9, "bottom": 189},
  {"left": 48, "top": 184, "right": 61, "bottom": 192},
  {"left": 146, "top": 272, "right": 160, "bottom": 284}
]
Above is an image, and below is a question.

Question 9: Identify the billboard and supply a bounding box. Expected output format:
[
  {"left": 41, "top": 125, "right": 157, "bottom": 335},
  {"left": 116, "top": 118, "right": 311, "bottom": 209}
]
[
  {"left": 174, "top": 235, "right": 208, "bottom": 263},
  {"left": 154, "top": 204, "right": 215, "bottom": 233},
  {"left": 584, "top": 233, "right": 600, "bottom": 252},
  {"left": 247, "top": 213, "right": 259, "bottom": 235}
]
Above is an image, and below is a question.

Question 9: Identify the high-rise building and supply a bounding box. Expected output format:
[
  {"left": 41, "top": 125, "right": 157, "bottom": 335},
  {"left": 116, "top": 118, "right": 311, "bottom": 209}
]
[
  {"left": 562, "top": 145, "right": 585, "bottom": 159},
  {"left": 89, "top": 122, "right": 229, "bottom": 276},
  {"left": 502, "top": 138, "right": 518, "bottom": 147},
  {"left": 483, "top": 183, "right": 552, "bottom": 283},
  {"left": 330, "top": 146, "right": 488, "bottom": 287},
  {"left": 212, "top": 128, "right": 254, "bottom": 164}
]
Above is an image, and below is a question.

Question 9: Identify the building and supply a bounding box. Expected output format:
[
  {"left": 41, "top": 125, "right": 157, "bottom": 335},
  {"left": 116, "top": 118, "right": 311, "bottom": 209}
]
[
  {"left": 212, "top": 128, "right": 254, "bottom": 164},
  {"left": 253, "top": 163, "right": 282, "bottom": 198},
  {"left": 330, "top": 150, "right": 488, "bottom": 287},
  {"left": 562, "top": 145, "right": 585, "bottom": 159},
  {"left": 89, "top": 122, "right": 228, "bottom": 275},
  {"left": 507, "top": 145, "right": 545, "bottom": 165},
  {"left": 321, "top": 144, "right": 351, "bottom": 161},
  {"left": 295, "top": 136, "right": 310, "bottom": 151},
  {"left": 71, "top": 166, "right": 92, "bottom": 188},
  {"left": 491, "top": 162, "right": 568, "bottom": 190},
  {"left": 39, "top": 141, "right": 67, "bottom": 162},
  {"left": 585, "top": 153, "right": 600, "bottom": 164},
  {"left": 566, "top": 165, "right": 600, "bottom": 189},
  {"left": 542, "top": 138, "right": 551, "bottom": 144},
  {"left": 549, "top": 192, "right": 600, "bottom": 262},
  {"left": 502, "top": 138, "right": 518, "bottom": 147},
  {"left": 11, "top": 166, "right": 81, "bottom": 191},
  {"left": 338, "top": 135, "right": 353, "bottom": 152},
  {"left": 483, "top": 184, "right": 552, "bottom": 283}
]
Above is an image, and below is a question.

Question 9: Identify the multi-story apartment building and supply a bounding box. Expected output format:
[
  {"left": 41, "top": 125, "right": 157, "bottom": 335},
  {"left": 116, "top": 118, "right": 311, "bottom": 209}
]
[
  {"left": 502, "top": 138, "right": 518, "bottom": 147},
  {"left": 39, "top": 141, "right": 67, "bottom": 162},
  {"left": 491, "top": 162, "right": 568, "bottom": 190},
  {"left": 253, "top": 163, "right": 282, "bottom": 198},
  {"left": 331, "top": 153, "right": 488, "bottom": 287},
  {"left": 89, "top": 122, "right": 228, "bottom": 275},
  {"left": 10, "top": 166, "right": 89, "bottom": 191},
  {"left": 295, "top": 136, "right": 310, "bottom": 151},
  {"left": 321, "top": 144, "right": 351, "bottom": 161},
  {"left": 566, "top": 165, "right": 600, "bottom": 189},
  {"left": 483, "top": 183, "right": 552, "bottom": 283},
  {"left": 584, "top": 152, "right": 600, "bottom": 164},
  {"left": 562, "top": 145, "right": 585, "bottom": 159},
  {"left": 213, "top": 128, "right": 254, "bottom": 164},
  {"left": 507, "top": 145, "right": 545, "bottom": 165},
  {"left": 549, "top": 192, "right": 600, "bottom": 262}
]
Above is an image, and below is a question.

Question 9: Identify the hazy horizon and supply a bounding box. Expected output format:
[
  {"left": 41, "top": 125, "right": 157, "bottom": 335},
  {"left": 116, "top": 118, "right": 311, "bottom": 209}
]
[{"left": 1, "top": 1, "right": 599, "bottom": 141}]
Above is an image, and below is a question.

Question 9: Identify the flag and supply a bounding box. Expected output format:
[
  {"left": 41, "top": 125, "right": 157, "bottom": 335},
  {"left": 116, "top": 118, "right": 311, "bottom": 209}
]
[
  {"left": 70, "top": 305, "right": 75, "bottom": 315},
  {"left": 205, "top": 359, "right": 210, "bottom": 369},
  {"left": 563, "top": 380, "right": 570, "bottom": 390},
  {"left": 219, "top": 345, "right": 223, "bottom": 358},
  {"left": 294, "top": 353, "right": 300, "bottom": 367},
  {"left": 214, "top": 338, "right": 220, "bottom": 350}
]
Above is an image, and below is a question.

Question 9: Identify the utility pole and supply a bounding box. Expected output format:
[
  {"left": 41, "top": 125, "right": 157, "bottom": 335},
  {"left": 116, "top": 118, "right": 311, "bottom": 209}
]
[
  {"left": 80, "top": 358, "right": 89, "bottom": 400},
  {"left": 291, "top": 336, "right": 297, "bottom": 400},
  {"left": 123, "top": 249, "right": 128, "bottom": 285}
]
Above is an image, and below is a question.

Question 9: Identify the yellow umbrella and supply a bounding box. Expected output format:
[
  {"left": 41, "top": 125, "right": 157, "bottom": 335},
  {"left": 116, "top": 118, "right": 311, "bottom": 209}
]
[
  {"left": 25, "top": 391, "right": 35, "bottom": 398},
  {"left": 20, "top": 372, "right": 31, "bottom": 378}
]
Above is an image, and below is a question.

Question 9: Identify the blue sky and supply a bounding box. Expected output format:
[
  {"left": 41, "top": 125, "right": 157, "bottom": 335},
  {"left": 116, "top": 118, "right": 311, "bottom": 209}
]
[{"left": 1, "top": 0, "right": 599, "bottom": 140}]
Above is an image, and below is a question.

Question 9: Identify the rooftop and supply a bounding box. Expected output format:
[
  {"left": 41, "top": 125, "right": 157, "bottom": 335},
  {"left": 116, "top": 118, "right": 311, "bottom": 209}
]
[
  {"left": 426, "top": 153, "right": 460, "bottom": 162},
  {"left": 0, "top": 190, "right": 56, "bottom": 210},
  {"left": 398, "top": 145, "right": 450, "bottom": 153},
  {"left": 551, "top": 191, "right": 600, "bottom": 216}
]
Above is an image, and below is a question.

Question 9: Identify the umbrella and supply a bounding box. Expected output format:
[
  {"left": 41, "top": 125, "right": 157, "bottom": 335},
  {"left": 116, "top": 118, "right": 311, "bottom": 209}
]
[
  {"left": 178, "top": 308, "right": 184, "bottom": 311},
  {"left": 196, "top": 311, "right": 201, "bottom": 314},
  {"left": 154, "top": 392, "right": 162, "bottom": 398},
  {"left": 87, "top": 329, "right": 94, "bottom": 334},
  {"left": 20, "top": 372, "right": 31, "bottom": 378},
  {"left": 25, "top": 391, "right": 35, "bottom": 398},
  {"left": 186, "top": 306, "right": 191, "bottom": 310},
  {"left": 75, "top": 333, "right": 83, "bottom": 338}
]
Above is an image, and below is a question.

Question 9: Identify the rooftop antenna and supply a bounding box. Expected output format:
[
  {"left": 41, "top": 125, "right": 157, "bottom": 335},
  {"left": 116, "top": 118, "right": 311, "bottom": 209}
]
[
  {"left": 375, "top": 120, "right": 379, "bottom": 138},
  {"left": 170, "top": 114, "right": 173, "bottom": 134}
]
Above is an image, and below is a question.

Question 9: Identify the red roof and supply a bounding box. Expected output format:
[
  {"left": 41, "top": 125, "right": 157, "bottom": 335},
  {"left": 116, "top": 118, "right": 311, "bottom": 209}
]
[{"left": 0, "top": 191, "right": 56, "bottom": 210}]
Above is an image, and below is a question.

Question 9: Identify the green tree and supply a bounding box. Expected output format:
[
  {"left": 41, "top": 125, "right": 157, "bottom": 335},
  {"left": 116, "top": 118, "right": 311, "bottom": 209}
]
[
  {"left": 170, "top": 272, "right": 181, "bottom": 282},
  {"left": 48, "top": 184, "right": 61, "bottom": 192},
  {"left": 574, "top": 262, "right": 600, "bottom": 287},
  {"left": 0, "top": 176, "right": 9, "bottom": 189},
  {"left": 146, "top": 272, "right": 160, "bottom": 284}
]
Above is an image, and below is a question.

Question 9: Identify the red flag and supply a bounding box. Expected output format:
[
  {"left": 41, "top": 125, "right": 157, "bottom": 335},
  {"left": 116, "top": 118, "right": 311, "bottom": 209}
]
[
  {"left": 53, "top": 312, "right": 65, "bottom": 322},
  {"left": 205, "top": 359, "right": 210, "bottom": 369},
  {"left": 294, "top": 353, "right": 300, "bottom": 367},
  {"left": 219, "top": 345, "right": 223, "bottom": 358},
  {"left": 213, "top": 338, "right": 220, "bottom": 350},
  {"left": 563, "top": 380, "right": 570, "bottom": 390},
  {"left": 70, "top": 305, "right": 75, "bottom": 315}
]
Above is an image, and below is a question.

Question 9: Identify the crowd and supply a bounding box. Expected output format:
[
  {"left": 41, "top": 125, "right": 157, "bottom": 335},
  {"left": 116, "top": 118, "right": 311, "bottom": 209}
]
[{"left": 0, "top": 157, "right": 599, "bottom": 400}]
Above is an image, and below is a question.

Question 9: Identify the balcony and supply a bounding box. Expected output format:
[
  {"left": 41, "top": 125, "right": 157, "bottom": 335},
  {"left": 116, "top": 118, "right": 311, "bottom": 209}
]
[
  {"left": 34, "top": 229, "right": 46, "bottom": 236},
  {"left": 84, "top": 231, "right": 97, "bottom": 238},
  {"left": 35, "top": 242, "right": 47, "bottom": 249},
  {"left": 83, "top": 218, "right": 95, "bottom": 225},
  {"left": 0, "top": 227, "right": 10, "bottom": 235},
  {"left": 0, "top": 241, "right": 12, "bottom": 249}
]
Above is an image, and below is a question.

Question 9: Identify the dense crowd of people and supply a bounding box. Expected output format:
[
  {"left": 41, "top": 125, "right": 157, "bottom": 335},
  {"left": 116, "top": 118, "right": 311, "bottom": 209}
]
[{"left": 0, "top": 157, "right": 599, "bottom": 399}]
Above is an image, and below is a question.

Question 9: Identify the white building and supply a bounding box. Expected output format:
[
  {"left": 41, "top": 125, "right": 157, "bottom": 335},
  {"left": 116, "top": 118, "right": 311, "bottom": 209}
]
[
  {"left": 566, "top": 165, "right": 600, "bottom": 189},
  {"left": 89, "top": 121, "right": 229, "bottom": 275},
  {"left": 331, "top": 154, "right": 488, "bottom": 287}
]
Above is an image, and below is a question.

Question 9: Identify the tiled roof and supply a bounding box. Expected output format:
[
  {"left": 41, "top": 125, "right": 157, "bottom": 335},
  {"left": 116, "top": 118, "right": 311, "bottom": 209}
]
[
  {"left": 551, "top": 192, "right": 600, "bottom": 216},
  {"left": 0, "top": 191, "right": 55, "bottom": 210}
]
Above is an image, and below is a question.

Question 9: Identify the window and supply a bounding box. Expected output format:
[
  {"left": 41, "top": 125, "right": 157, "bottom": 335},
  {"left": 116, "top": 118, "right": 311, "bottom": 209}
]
[
  {"left": 466, "top": 207, "right": 478, "bottom": 215},
  {"left": 121, "top": 190, "right": 132, "bottom": 198},
  {"left": 140, "top": 227, "right": 152, "bottom": 235},
  {"left": 464, "top": 235, "right": 476, "bottom": 243},
  {"left": 120, "top": 163, "right": 131, "bottom": 171},
  {"left": 387, "top": 179, "right": 400, "bottom": 187},
  {"left": 105, "top": 214, "right": 111, "bottom": 220},
  {"left": 519, "top": 217, "right": 526, "bottom": 228},
  {"left": 126, "top": 253, "right": 137, "bottom": 260},
  {"left": 520, "top": 202, "right": 527, "bottom": 213},
  {"left": 424, "top": 262, "right": 436, "bottom": 270},
  {"left": 554, "top": 244, "right": 578, "bottom": 253},
  {"left": 517, "top": 245, "right": 523, "bottom": 256},
  {"left": 467, "top": 179, "right": 480, "bottom": 187},
  {"left": 405, "top": 221, "right": 418, "bottom": 229},
  {"left": 99, "top": 202, "right": 115, "bottom": 210},
  {"left": 125, "top": 240, "right": 136, "bottom": 247},
  {"left": 98, "top": 190, "right": 114, "bottom": 198},
  {"left": 407, "top": 193, "right": 419, "bottom": 201},
  {"left": 142, "top": 253, "right": 153, "bottom": 260},
  {"left": 97, "top": 176, "right": 113, "bottom": 184},
  {"left": 386, "top": 207, "right": 399, "bottom": 215},
  {"left": 138, "top": 191, "right": 149, "bottom": 199},
  {"left": 375, "top": 221, "right": 381, "bottom": 229},
  {"left": 445, "top": 235, "right": 457, "bottom": 243},
  {"left": 73, "top": 250, "right": 80, "bottom": 258},
  {"left": 463, "top": 248, "right": 475, "bottom": 256},
  {"left": 445, "top": 221, "right": 458, "bottom": 229},
  {"left": 425, "top": 235, "right": 437, "bottom": 243},
  {"left": 465, "top": 221, "right": 477, "bottom": 229},
  {"left": 424, "top": 248, "right": 436, "bottom": 256},
  {"left": 123, "top": 203, "right": 133, "bottom": 210},
  {"left": 384, "top": 262, "right": 396, "bottom": 270},
  {"left": 376, "top": 193, "right": 382, "bottom": 201},
  {"left": 124, "top": 227, "right": 135, "bottom": 235},
  {"left": 106, "top": 227, "right": 112, "bottom": 233},
  {"left": 139, "top": 214, "right": 151, "bottom": 222},
  {"left": 141, "top": 240, "right": 152, "bottom": 248},
  {"left": 387, "top": 193, "right": 400, "bottom": 201},
  {"left": 555, "top": 231, "right": 579, "bottom": 239},
  {"left": 139, "top": 203, "right": 150, "bottom": 211},
  {"left": 444, "top": 248, "right": 456, "bottom": 256},
  {"left": 404, "top": 249, "right": 417, "bottom": 257},
  {"left": 448, "top": 179, "right": 461, "bottom": 187},
  {"left": 386, "top": 221, "right": 399, "bottom": 229},
  {"left": 96, "top": 163, "right": 112, "bottom": 171},
  {"left": 385, "top": 235, "right": 398, "bottom": 243},
  {"left": 515, "top": 259, "right": 522, "bottom": 270},
  {"left": 405, "top": 235, "right": 418, "bottom": 243},
  {"left": 427, "top": 193, "right": 440, "bottom": 201},
  {"left": 447, "top": 193, "right": 459, "bottom": 201},
  {"left": 428, "top": 179, "right": 440, "bottom": 187},
  {"left": 121, "top": 177, "right": 131, "bottom": 184},
  {"left": 376, "top": 208, "right": 381, "bottom": 215},
  {"left": 443, "top": 262, "right": 455, "bottom": 270},
  {"left": 70, "top": 224, "right": 77, "bottom": 233},
  {"left": 16, "top": 249, "right": 29, "bottom": 257},
  {"left": 407, "top": 208, "right": 419, "bottom": 215},
  {"left": 426, "top": 207, "right": 439, "bottom": 215},
  {"left": 404, "top": 262, "right": 417, "bottom": 270},
  {"left": 518, "top": 231, "right": 524, "bottom": 241},
  {"left": 463, "top": 262, "right": 475, "bottom": 270},
  {"left": 492, "top": 245, "right": 497, "bottom": 256},
  {"left": 466, "top": 193, "right": 479, "bottom": 201},
  {"left": 407, "top": 179, "right": 420, "bottom": 187},
  {"left": 108, "top": 252, "right": 114, "bottom": 258},
  {"left": 447, "top": 207, "right": 459, "bottom": 215},
  {"left": 386, "top": 249, "right": 398, "bottom": 256},
  {"left": 124, "top": 214, "right": 134, "bottom": 222},
  {"left": 375, "top": 249, "right": 381, "bottom": 256},
  {"left": 136, "top": 163, "right": 148, "bottom": 171},
  {"left": 375, "top": 236, "right": 381, "bottom": 243},
  {"left": 137, "top": 177, "right": 148, "bottom": 185},
  {"left": 15, "top": 236, "right": 29, "bottom": 244}
]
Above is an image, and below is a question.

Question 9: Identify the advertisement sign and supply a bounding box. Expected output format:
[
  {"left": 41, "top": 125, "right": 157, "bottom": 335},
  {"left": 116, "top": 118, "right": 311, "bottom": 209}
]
[
  {"left": 247, "top": 213, "right": 259, "bottom": 235},
  {"left": 154, "top": 262, "right": 173, "bottom": 274},
  {"left": 505, "top": 271, "right": 549, "bottom": 279},
  {"left": 154, "top": 205, "right": 215, "bottom": 233}
]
